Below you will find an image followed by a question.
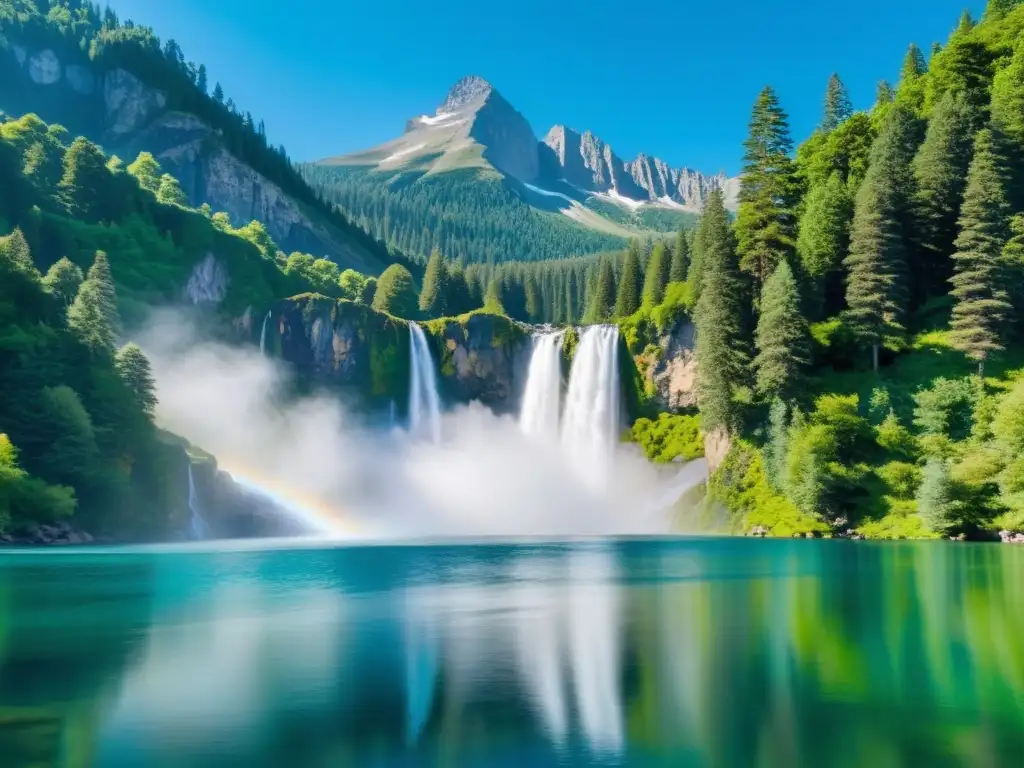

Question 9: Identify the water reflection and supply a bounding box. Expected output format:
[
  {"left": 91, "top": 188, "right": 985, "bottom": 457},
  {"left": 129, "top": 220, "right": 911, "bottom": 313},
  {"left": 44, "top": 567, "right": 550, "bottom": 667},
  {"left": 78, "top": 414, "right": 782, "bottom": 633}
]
[{"left": 0, "top": 540, "right": 1020, "bottom": 766}]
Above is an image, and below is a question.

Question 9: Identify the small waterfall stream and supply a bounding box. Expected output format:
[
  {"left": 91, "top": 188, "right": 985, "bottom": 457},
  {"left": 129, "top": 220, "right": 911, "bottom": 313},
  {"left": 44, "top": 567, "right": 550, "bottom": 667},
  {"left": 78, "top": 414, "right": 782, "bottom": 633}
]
[
  {"left": 187, "top": 464, "right": 209, "bottom": 541},
  {"left": 259, "top": 311, "right": 271, "bottom": 356},
  {"left": 408, "top": 323, "right": 442, "bottom": 443},
  {"left": 519, "top": 331, "right": 564, "bottom": 439},
  {"left": 560, "top": 326, "right": 621, "bottom": 486}
]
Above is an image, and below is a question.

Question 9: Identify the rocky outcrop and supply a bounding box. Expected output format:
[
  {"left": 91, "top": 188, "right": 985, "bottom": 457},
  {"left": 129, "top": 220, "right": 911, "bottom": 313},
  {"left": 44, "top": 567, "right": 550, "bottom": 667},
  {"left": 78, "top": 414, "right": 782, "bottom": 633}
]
[
  {"left": 643, "top": 320, "right": 698, "bottom": 412},
  {"left": 185, "top": 253, "right": 229, "bottom": 304},
  {"left": 269, "top": 296, "right": 530, "bottom": 412},
  {"left": 103, "top": 67, "right": 167, "bottom": 136},
  {"left": 28, "top": 49, "right": 61, "bottom": 85},
  {"left": 543, "top": 123, "right": 739, "bottom": 211},
  {"left": 704, "top": 428, "right": 733, "bottom": 473},
  {"left": 431, "top": 314, "right": 531, "bottom": 412}
]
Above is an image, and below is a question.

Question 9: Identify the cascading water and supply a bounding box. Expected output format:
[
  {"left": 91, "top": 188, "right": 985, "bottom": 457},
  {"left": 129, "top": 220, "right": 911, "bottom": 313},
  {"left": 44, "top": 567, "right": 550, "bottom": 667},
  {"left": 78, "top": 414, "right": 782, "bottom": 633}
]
[
  {"left": 187, "top": 464, "right": 209, "bottom": 540},
  {"left": 519, "top": 331, "right": 564, "bottom": 439},
  {"left": 259, "top": 311, "right": 271, "bottom": 356},
  {"left": 560, "top": 326, "right": 621, "bottom": 486},
  {"left": 408, "top": 323, "right": 442, "bottom": 443}
]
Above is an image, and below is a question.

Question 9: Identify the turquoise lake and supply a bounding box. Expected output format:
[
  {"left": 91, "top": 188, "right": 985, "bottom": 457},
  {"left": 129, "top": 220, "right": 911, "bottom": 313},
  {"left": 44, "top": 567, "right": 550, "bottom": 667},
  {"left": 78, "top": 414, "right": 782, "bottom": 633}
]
[{"left": 0, "top": 538, "right": 1021, "bottom": 766}]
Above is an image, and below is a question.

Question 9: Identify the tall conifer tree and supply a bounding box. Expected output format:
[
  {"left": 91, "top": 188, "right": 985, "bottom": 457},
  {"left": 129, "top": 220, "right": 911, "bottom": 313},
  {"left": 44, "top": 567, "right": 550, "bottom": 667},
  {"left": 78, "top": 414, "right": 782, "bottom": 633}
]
[
  {"left": 695, "top": 189, "right": 749, "bottom": 432},
  {"left": 753, "top": 259, "right": 811, "bottom": 400},
  {"left": 615, "top": 242, "right": 642, "bottom": 317},
  {"left": 670, "top": 228, "right": 689, "bottom": 282},
  {"left": 419, "top": 247, "right": 449, "bottom": 316},
  {"left": 844, "top": 104, "right": 920, "bottom": 370},
  {"left": 949, "top": 127, "right": 1014, "bottom": 373},
  {"left": 641, "top": 242, "right": 670, "bottom": 306},
  {"left": 910, "top": 91, "right": 976, "bottom": 300},
  {"left": 587, "top": 257, "right": 616, "bottom": 322},
  {"left": 67, "top": 252, "right": 121, "bottom": 353},
  {"left": 822, "top": 74, "right": 853, "bottom": 132},
  {"left": 796, "top": 172, "right": 853, "bottom": 318},
  {"left": 735, "top": 86, "right": 797, "bottom": 295}
]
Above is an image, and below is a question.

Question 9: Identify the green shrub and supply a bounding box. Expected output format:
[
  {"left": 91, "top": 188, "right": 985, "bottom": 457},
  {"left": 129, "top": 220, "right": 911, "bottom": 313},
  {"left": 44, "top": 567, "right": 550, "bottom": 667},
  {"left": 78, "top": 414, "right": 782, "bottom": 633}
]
[{"left": 630, "top": 413, "right": 704, "bottom": 463}]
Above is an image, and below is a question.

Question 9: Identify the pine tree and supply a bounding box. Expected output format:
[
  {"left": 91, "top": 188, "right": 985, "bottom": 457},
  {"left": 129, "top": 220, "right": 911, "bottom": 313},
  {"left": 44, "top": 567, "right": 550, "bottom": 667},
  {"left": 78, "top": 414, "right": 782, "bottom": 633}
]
[
  {"left": 796, "top": 172, "right": 853, "bottom": 318},
  {"left": 213, "top": 83, "right": 224, "bottom": 104},
  {"left": 43, "top": 257, "right": 84, "bottom": 307},
  {"left": 587, "top": 256, "right": 616, "bottom": 322},
  {"left": 688, "top": 214, "right": 709, "bottom": 299},
  {"left": 896, "top": 43, "right": 928, "bottom": 114},
  {"left": 694, "top": 189, "right": 749, "bottom": 432},
  {"left": 197, "top": 64, "right": 208, "bottom": 95},
  {"left": 949, "top": 127, "right": 1014, "bottom": 373},
  {"left": 127, "top": 152, "right": 161, "bottom": 192},
  {"left": 876, "top": 80, "right": 895, "bottom": 106},
  {"left": 822, "top": 73, "right": 853, "bottom": 132},
  {"left": 419, "top": 247, "right": 449, "bottom": 316},
  {"left": 67, "top": 252, "right": 121, "bottom": 353},
  {"left": 917, "top": 458, "right": 958, "bottom": 533},
  {"left": 116, "top": 343, "right": 158, "bottom": 420},
  {"left": 735, "top": 86, "right": 797, "bottom": 294},
  {"left": 641, "top": 242, "right": 670, "bottom": 306},
  {"left": 0, "top": 228, "right": 38, "bottom": 279},
  {"left": 58, "top": 137, "right": 109, "bottom": 221},
  {"left": 910, "top": 91, "right": 976, "bottom": 301},
  {"left": 844, "top": 104, "right": 920, "bottom": 370},
  {"left": 670, "top": 228, "right": 689, "bottom": 282},
  {"left": 753, "top": 259, "right": 811, "bottom": 400},
  {"left": 615, "top": 241, "right": 642, "bottom": 317},
  {"left": 157, "top": 173, "right": 188, "bottom": 206}
]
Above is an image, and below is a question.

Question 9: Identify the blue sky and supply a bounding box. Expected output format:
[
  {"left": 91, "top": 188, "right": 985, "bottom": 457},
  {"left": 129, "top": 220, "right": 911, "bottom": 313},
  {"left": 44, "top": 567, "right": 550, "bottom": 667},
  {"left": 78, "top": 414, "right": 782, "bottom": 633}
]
[{"left": 106, "top": 0, "right": 985, "bottom": 176}]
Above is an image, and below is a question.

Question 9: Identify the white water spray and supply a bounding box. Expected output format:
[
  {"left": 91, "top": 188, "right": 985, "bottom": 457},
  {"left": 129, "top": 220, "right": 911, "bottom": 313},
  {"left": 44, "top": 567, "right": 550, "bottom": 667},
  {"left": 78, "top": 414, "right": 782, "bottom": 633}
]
[
  {"left": 560, "top": 326, "right": 621, "bottom": 486},
  {"left": 408, "top": 323, "right": 442, "bottom": 444},
  {"left": 259, "top": 311, "right": 271, "bottom": 356},
  {"left": 519, "top": 331, "right": 564, "bottom": 439},
  {"left": 187, "top": 464, "right": 209, "bottom": 540}
]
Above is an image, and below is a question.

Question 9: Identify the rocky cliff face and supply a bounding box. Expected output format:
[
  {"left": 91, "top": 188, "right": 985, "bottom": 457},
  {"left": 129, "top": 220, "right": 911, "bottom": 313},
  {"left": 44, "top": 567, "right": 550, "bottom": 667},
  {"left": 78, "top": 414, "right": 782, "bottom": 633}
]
[
  {"left": 429, "top": 314, "right": 531, "bottom": 412},
  {"left": 2, "top": 45, "right": 382, "bottom": 273},
  {"left": 265, "top": 296, "right": 530, "bottom": 413},
  {"left": 543, "top": 124, "right": 739, "bottom": 211},
  {"left": 641, "top": 320, "right": 699, "bottom": 412}
]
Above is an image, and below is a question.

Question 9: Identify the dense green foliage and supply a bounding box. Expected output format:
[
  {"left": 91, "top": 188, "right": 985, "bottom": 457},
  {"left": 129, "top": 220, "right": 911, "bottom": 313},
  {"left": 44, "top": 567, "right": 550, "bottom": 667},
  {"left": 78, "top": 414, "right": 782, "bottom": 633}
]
[
  {"left": 691, "top": 4, "right": 1024, "bottom": 539},
  {"left": 630, "top": 413, "right": 704, "bottom": 463},
  {"left": 372, "top": 264, "right": 419, "bottom": 318},
  {"left": 0, "top": 228, "right": 182, "bottom": 538},
  {"left": 301, "top": 167, "right": 629, "bottom": 264}
]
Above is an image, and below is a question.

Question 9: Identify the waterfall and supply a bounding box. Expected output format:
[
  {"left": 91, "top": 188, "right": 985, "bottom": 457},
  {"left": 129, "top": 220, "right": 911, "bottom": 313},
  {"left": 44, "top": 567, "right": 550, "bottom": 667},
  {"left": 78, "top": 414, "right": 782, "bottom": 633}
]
[
  {"left": 259, "top": 310, "right": 271, "bottom": 356},
  {"left": 408, "top": 323, "right": 442, "bottom": 443},
  {"left": 519, "top": 331, "right": 564, "bottom": 439},
  {"left": 561, "top": 326, "right": 621, "bottom": 485},
  {"left": 187, "top": 464, "right": 209, "bottom": 541}
]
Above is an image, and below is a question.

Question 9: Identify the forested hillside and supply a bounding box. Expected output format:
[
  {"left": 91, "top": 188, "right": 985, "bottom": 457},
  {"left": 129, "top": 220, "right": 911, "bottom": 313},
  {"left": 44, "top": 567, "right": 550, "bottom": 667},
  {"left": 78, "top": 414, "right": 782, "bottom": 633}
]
[
  {"left": 0, "top": 0, "right": 412, "bottom": 274},
  {"left": 650, "top": 3, "right": 1024, "bottom": 539},
  {"left": 301, "top": 166, "right": 633, "bottom": 264}
]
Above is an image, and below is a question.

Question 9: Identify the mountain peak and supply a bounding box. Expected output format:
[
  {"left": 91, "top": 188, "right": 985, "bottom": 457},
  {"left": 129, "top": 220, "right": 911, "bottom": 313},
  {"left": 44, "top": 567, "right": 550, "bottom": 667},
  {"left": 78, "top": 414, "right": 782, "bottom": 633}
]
[{"left": 440, "top": 75, "right": 494, "bottom": 113}]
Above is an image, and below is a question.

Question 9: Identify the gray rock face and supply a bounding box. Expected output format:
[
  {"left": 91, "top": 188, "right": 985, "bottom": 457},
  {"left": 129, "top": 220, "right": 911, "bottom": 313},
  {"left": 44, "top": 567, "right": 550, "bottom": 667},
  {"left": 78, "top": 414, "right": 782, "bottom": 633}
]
[
  {"left": 442, "top": 75, "right": 493, "bottom": 113},
  {"left": 543, "top": 123, "right": 738, "bottom": 211},
  {"left": 644, "top": 320, "right": 698, "bottom": 411},
  {"left": 65, "top": 64, "right": 95, "bottom": 95},
  {"left": 434, "top": 314, "right": 531, "bottom": 412},
  {"left": 28, "top": 49, "right": 61, "bottom": 85},
  {"left": 104, "top": 68, "right": 167, "bottom": 136},
  {"left": 185, "top": 253, "right": 229, "bottom": 305}
]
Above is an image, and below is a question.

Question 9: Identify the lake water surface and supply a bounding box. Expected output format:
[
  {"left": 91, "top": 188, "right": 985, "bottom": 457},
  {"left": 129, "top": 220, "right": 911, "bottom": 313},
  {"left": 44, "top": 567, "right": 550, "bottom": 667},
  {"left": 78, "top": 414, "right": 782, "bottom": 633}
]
[{"left": 0, "top": 538, "right": 1021, "bottom": 766}]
